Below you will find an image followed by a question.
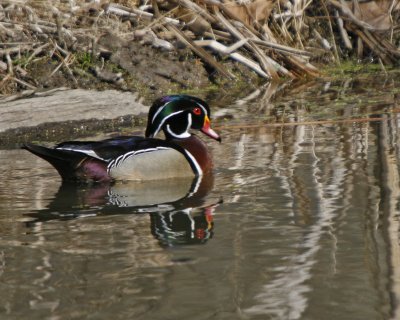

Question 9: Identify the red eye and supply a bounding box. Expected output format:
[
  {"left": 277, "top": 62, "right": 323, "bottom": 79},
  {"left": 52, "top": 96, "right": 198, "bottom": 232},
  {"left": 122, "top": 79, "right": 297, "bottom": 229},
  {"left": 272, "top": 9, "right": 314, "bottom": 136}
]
[{"left": 193, "top": 107, "right": 202, "bottom": 116}]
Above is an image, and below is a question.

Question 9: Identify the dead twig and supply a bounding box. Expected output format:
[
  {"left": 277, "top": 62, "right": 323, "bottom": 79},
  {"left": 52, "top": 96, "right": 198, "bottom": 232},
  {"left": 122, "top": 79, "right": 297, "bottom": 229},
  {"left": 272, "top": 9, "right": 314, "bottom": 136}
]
[
  {"left": 194, "top": 39, "right": 269, "bottom": 78},
  {"left": 12, "top": 77, "right": 37, "bottom": 90},
  {"left": 0, "top": 45, "right": 32, "bottom": 56},
  {"left": 0, "top": 60, "right": 7, "bottom": 72},
  {"left": 106, "top": 3, "right": 180, "bottom": 25},
  {"left": 322, "top": 0, "right": 340, "bottom": 63},
  {"left": 151, "top": 0, "right": 235, "bottom": 80},
  {"left": 26, "top": 43, "right": 51, "bottom": 65},
  {"left": 335, "top": 9, "right": 352, "bottom": 50},
  {"left": 0, "top": 22, "right": 15, "bottom": 37},
  {"left": 49, "top": 44, "right": 78, "bottom": 85},
  {"left": 329, "top": 0, "right": 385, "bottom": 31},
  {"left": 312, "top": 29, "right": 332, "bottom": 51},
  {"left": 0, "top": 74, "right": 13, "bottom": 91},
  {"left": 178, "top": 0, "right": 218, "bottom": 24},
  {"left": 251, "top": 39, "right": 313, "bottom": 57},
  {"left": 214, "top": 9, "right": 279, "bottom": 79},
  {"left": 168, "top": 24, "right": 235, "bottom": 79},
  {"left": 5, "top": 52, "right": 13, "bottom": 75}
]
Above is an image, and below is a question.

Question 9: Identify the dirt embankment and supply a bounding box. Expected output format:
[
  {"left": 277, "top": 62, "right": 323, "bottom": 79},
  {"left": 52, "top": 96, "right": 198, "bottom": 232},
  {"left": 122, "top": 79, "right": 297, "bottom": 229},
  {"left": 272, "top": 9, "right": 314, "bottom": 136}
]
[
  {"left": 0, "top": 1, "right": 266, "bottom": 99},
  {"left": 1, "top": 0, "right": 399, "bottom": 99}
]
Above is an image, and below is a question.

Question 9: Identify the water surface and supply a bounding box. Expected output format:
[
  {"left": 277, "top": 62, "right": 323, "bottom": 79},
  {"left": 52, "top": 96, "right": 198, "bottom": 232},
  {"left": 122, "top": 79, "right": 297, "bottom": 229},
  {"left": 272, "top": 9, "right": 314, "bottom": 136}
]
[{"left": 0, "top": 72, "right": 400, "bottom": 319}]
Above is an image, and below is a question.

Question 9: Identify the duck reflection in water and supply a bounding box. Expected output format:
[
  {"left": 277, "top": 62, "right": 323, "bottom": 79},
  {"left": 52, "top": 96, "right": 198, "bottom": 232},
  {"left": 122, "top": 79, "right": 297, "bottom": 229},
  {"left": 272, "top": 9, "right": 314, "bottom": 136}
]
[{"left": 25, "top": 174, "right": 220, "bottom": 247}]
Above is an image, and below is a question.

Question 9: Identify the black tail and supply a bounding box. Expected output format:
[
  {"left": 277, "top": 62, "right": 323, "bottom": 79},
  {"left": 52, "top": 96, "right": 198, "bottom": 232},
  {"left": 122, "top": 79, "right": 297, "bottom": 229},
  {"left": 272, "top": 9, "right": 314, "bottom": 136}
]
[{"left": 22, "top": 143, "right": 90, "bottom": 181}]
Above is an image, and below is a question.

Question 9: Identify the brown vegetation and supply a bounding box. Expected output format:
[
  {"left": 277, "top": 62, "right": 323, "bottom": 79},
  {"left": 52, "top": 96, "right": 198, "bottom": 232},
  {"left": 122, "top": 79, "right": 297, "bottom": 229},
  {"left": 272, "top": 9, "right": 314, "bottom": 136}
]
[{"left": 0, "top": 0, "right": 399, "bottom": 95}]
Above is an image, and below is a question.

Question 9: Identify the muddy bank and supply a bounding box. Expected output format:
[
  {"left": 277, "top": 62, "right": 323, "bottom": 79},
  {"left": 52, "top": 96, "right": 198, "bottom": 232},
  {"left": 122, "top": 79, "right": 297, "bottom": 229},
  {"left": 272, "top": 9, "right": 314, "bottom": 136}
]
[
  {"left": 1, "top": 0, "right": 399, "bottom": 98},
  {"left": 0, "top": 1, "right": 262, "bottom": 98},
  {"left": 19, "top": 31, "right": 246, "bottom": 98}
]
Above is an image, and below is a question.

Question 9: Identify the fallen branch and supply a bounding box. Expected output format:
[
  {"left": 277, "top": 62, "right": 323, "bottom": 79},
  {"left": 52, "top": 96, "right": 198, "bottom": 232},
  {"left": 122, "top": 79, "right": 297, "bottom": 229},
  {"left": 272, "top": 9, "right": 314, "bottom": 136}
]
[
  {"left": 135, "top": 29, "right": 174, "bottom": 51},
  {"left": 26, "top": 42, "right": 51, "bottom": 65},
  {"left": 0, "top": 22, "right": 15, "bottom": 37},
  {"left": 251, "top": 38, "right": 313, "bottom": 57},
  {"left": 335, "top": 10, "right": 352, "bottom": 50},
  {"left": 151, "top": 0, "right": 235, "bottom": 79},
  {"left": 12, "top": 77, "right": 37, "bottom": 90},
  {"left": 178, "top": 0, "right": 218, "bottom": 25},
  {"left": 329, "top": 0, "right": 386, "bottom": 31},
  {"left": 214, "top": 9, "right": 279, "bottom": 79},
  {"left": 194, "top": 39, "right": 270, "bottom": 78},
  {"left": 106, "top": 3, "right": 180, "bottom": 25},
  {"left": 168, "top": 24, "right": 235, "bottom": 79},
  {"left": 0, "top": 60, "right": 7, "bottom": 71},
  {"left": 0, "top": 45, "right": 33, "bottom": 56},
  {"left": 313, "top": 29, "right": 332, "bottom": 51},
  {"left": 5, "top": 52, "right": 13, "bottom": 75},
  {"left": 0, "top": 74, "right": 12, "bottom": 91}
]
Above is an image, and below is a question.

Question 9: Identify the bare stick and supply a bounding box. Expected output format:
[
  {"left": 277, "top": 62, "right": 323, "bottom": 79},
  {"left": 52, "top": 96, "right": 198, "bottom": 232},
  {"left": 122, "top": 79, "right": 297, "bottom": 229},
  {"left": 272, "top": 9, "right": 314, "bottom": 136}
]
[
  {"left": 214, "top": 10, "right": 279, "bottom": 79},
  {"left": 251, "top": 39, "right": 313, "bottom": 57},
  {"left": 312, "top": 29, "right": 332, "bottom": 51},
  {"left": 26, "top": 43, "right": 51, "bottom": 64},
  {"left": 0, "top": 74, "right": 12, "bottom": 91},
  {"left": 168, "top": 24, "right": 235, "bottom": 79},
  {"left": 6, "top": 52, "right": 13, "bottom": 75},
  {"left": 12, "top": 77, "right": 37, "bottom": 90},
  {"left": 178, "top": 0, "right": 217, "bottom": 24},
  {"left": 322, "top": 0, "right": 340, "bottom": 63},
  {"left": 335, "top": 10, "right": 352, "bottom": 50},
  {"left": 50, "top": 61, "right": 63, "bottom": 77},
  {"left": 285, "top": 55, "right": 321, "bottom": 77},
  {"left": 151, "top": 0, "right": 235, "bottom": 79},
  {"left": 0, "top": 45, "right": 32, "bottom": 56},
  {"left": 0, "top": 60, "right": 7, "bottom": 71},
  {"left": 195, "top": 39, "right": 269, "bottom": 78},
  {"left": 0, "top": 22, "right": 15, "bottom": 37},
  {"left": 329, "top": 0, "right": 385, "bottom": 31},
  {"left": 61, "top": 54, "right": 78, "bottom": 85},
  {"left": 107, "top": 3, "right": 180, "bottom": 25}
]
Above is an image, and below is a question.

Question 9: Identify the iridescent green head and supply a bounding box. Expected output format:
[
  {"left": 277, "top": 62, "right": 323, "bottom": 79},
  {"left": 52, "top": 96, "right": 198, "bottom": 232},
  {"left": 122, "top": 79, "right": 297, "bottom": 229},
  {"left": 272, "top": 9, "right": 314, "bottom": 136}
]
[{"left": 145, "top": 95, "right": 221, "bottom": 141}]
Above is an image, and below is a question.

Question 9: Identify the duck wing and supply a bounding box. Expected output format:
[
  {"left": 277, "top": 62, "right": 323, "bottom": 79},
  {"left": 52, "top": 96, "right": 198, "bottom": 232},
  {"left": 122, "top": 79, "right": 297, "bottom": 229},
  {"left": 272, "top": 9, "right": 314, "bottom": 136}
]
[
  {"left": 24, "top": 137, "right": 193, "bottom": 182},
  {"left": 56, "top": 136, "right": 176, "bottom": 162}
]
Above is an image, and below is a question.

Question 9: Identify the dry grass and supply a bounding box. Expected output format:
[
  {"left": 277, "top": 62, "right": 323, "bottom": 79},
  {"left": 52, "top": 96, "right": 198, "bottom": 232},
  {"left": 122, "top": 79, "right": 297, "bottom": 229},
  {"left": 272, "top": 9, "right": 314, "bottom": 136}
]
[{"left": 0, "top": 0, "right": 399, "bottom": 94}]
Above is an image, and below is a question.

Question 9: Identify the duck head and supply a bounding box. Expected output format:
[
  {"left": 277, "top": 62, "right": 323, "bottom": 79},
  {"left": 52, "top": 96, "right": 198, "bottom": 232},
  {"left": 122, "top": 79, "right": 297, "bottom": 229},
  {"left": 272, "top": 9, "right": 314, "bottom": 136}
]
[{"left": 145, "top": 95, "right": 221, "bottom": 142}]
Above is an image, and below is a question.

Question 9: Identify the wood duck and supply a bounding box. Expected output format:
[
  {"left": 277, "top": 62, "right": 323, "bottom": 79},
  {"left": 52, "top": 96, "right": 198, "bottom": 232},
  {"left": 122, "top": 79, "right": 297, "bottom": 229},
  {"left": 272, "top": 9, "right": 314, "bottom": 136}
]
[{"left": 23, "top": 95, "right": 221, "bottom": 183}]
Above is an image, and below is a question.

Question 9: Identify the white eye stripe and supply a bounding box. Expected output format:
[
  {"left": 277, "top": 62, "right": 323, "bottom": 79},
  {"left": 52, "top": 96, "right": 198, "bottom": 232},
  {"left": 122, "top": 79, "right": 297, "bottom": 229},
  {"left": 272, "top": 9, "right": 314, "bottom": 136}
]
[
  {"left": 165, "top": 113, "right": 192, "bottom": 139},
  {"left": 197, "top": 104, "right": 208, "bottom": 115},
  {"left": 153, "top": 99, "right": 208, "bottom": 121},
  {"left": 186, "top": 113, "right": 192, "bottom": 132},
  {"left": 152, "top": 100, "right": 174, "bottom": 123},
  {"left": 152, "top": 110, "right": 185, "bottom": 137}
]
